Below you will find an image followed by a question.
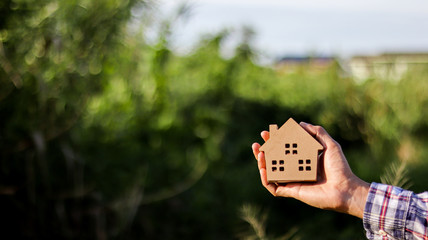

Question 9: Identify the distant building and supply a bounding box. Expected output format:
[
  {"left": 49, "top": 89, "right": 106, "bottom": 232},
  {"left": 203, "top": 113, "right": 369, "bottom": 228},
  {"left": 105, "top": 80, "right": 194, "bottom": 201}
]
[
  {"left": 275, "top": 55, "right": 336, "bottom": 74},
  {"left": 348, "top": 52, "right": 428, "bottom": 82}
]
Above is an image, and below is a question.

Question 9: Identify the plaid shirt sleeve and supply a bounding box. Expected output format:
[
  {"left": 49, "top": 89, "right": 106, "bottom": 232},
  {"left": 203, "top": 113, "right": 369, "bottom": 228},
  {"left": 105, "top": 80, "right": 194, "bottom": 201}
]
[{"left": 363, "top": 182, "right": 428, "bottom": 240}]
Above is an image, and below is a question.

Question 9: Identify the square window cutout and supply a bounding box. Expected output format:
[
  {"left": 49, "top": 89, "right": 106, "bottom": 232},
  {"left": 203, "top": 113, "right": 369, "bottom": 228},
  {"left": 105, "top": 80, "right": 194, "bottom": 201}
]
[
  {"left": 272, "top": 160, "right": 277, "bottom": 165},
  {"left": 306, "top": 159, "right": 311, "bottom": 164},
  {"left": 272, "top": 167, "right": 277, "bottom": 172},
  {"left": 279, "top": 160, "right": 284, "bottom": 165}
]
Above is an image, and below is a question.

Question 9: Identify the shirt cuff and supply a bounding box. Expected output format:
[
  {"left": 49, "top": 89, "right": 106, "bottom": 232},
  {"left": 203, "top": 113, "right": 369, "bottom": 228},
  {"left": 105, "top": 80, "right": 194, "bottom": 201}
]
[{"left": 362, "top": 182, "right": 412, "bottom": 239}]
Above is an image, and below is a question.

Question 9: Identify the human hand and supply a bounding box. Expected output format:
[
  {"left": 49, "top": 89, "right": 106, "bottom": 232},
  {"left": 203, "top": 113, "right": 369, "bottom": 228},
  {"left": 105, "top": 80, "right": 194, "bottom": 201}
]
[{"left": 252, "top": 122, "right": 369, "bottom": 218}]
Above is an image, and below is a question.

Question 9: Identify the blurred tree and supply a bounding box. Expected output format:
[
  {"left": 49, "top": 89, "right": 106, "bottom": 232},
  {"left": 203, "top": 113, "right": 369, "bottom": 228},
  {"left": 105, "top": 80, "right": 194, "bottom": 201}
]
[{"left": 0, "top": 0, "right": 148, "bottom": 238}]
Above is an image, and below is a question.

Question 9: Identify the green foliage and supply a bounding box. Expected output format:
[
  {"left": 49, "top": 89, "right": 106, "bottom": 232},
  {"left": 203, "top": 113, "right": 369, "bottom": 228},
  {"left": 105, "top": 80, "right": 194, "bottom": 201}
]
[
  {"left": 239, "top": 204, "right": 269, "bottom": 240},
  {"left": 381, "top": 161, "right": 412, "bottom": 189},
  {"left": 238, "top": 203, "right": 298, "bottom": 240},
  {"left": 1, "top": 1, "right": 428, "bottom": 239}
]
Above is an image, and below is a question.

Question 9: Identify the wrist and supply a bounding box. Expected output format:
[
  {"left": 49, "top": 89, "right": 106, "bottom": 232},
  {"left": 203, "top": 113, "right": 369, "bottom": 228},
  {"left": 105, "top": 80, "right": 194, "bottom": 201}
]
[{"left": 339, "top": 176, "right": 370, "bottom": 218}]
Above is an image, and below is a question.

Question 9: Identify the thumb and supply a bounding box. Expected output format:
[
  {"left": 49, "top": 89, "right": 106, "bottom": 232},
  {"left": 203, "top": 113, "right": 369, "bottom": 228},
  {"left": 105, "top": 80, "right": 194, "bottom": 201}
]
[{"left": 299, "top": 122, "right": 336, "bottom": 149}]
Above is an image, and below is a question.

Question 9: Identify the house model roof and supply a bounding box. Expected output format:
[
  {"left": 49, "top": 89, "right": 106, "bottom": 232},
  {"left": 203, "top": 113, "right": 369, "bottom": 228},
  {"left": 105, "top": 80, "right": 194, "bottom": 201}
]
[{"left": 259, "top": 118, "right": 324, "bottom": 183}]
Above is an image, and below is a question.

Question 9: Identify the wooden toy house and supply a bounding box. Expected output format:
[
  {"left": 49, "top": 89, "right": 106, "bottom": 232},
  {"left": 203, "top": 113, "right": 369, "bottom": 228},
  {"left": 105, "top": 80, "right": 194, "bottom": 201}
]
[{"left": 259, "top": 118, "right": 324, "bottom": 183}]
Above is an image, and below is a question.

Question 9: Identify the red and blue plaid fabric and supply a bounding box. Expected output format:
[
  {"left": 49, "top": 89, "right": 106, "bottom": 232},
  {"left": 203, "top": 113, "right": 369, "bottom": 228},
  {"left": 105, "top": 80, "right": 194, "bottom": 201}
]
[{"left": 363, "top": 182, "right": 428, "bottom": 240}]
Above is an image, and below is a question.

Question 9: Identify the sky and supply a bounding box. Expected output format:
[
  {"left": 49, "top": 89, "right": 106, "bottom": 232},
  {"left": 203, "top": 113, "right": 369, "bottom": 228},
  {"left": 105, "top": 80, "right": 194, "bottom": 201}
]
[{"left": 159, "top": 0, "right": 428, "bottom": 59}]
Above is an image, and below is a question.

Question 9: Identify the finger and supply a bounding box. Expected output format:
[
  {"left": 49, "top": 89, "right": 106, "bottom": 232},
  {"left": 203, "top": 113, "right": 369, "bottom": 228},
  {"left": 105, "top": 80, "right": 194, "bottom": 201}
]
[
  {"left": 275, "top": 182, "right": 305, "bottom": 199},
  {"left": 259, "top": 167, "right": 278, "bottom": 196},
  {"left": 257, "top": 152, "right": 278, "bottom": 195},
  {"left": 261, "top": 131, "right": 270, "bottom": 142},
  {"left": 252, "top": 142, "right": 261, "bottom": 160},
  {"left": 266, "top": 183, "right": 278, "bottom": 196},
  {"left": 257, "top": 152, "right": 266, "bottom": 169}
]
